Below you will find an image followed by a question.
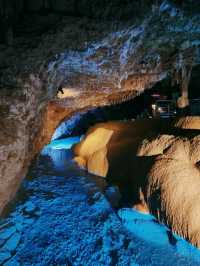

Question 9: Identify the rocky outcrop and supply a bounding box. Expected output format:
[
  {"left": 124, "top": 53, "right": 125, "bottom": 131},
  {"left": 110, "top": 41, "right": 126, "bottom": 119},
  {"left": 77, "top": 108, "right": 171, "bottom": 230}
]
[
  {"left": 173, "top": 116, "right": 200, "bottom": 130},
  {"left": 73, "top": 117, "right": 200, "bottom": 248},
  {"left": 0, "top": 76, "right": 46, "bottom": 213},
  {"left": 146, "top": 136, "right": 200, "bottom": 247},
  {"left": 73, "top": 119, "right": 170, "bottom": 197}
]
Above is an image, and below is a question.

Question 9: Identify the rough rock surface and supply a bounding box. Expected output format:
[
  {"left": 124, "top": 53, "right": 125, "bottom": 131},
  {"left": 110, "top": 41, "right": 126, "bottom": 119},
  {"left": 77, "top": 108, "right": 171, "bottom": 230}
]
[
  {"left": 173, "top": 116, "right": 200, "bottom": 130},
  {"left": 146, "top": 137, "right": 200, "bottom": 247},
  {"left": 73, "top": 119, "right": 169, "bottom": 177},
  {"left": 137, "top": 134, "right": 176, "bottom": 156},
  {"left": 73, "top": 117, "right": 200, "bottom": 248}
]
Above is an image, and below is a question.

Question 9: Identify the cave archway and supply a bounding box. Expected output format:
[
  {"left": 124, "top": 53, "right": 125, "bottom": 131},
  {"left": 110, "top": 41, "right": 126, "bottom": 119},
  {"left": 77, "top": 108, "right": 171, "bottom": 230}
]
[
  {"left": 38, "top": 76, "right": 176, "bottom": 148},
  {"left": 50, "top": 77, "right": 180, "bottom": 143}
]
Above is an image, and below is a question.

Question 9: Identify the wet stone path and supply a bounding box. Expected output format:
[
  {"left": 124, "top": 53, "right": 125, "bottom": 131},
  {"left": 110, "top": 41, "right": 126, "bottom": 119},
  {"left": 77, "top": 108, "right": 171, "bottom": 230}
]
[{"left": 0, "top": 142, "right": 200, "bottom": 266}]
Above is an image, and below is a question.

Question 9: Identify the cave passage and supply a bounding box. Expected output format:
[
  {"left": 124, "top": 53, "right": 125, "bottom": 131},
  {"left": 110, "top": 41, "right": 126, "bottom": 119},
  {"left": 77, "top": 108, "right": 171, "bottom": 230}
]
[
  {"left": 52, "top": 81, "right": 181, "bottom": 141},
  {"left": 1, "top": 0, "right": 200, "bottom": 264},
  {"left": 52, "top": 66, "right": 200, "bottom": 143},
  {"left": 1, "top": 91, "right": 200, "bottom": 265}
]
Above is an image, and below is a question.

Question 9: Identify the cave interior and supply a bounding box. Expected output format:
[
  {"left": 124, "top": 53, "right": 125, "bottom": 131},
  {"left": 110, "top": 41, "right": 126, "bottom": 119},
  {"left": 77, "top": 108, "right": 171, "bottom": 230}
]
[{"left": 1, "top": 0, "right": 200, "bottom": 265}]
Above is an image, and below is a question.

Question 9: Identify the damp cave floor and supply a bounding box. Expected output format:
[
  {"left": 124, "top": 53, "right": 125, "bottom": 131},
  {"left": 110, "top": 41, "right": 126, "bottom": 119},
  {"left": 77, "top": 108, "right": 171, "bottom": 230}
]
[{"left": 0, "top": 140, "right": 200, "bottom": 266}]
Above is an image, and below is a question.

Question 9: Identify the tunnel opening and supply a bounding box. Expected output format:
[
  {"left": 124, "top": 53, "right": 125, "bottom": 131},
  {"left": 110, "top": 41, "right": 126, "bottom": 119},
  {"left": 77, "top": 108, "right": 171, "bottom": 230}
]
[
  {"left": 47, "top": 69, "right": 200, "bottom": 210},
  {"left": 52, "top": 79, "right": 178, "bottom": 141},
  {"left": 45, "top": 79, "right": 178, "bottom": 210}
]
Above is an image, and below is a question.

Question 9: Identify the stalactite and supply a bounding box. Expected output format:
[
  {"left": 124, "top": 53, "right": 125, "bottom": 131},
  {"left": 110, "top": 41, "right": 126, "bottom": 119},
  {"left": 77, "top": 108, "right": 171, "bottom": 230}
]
[{"left": 176, "top": 49, "right": 195, "bottom": 109}]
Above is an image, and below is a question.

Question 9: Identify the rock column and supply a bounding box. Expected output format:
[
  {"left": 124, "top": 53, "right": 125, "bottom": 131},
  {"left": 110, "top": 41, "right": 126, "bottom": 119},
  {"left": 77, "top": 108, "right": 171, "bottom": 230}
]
[{"left": 176, "top": 51, "right": 194, "bottom": 112}]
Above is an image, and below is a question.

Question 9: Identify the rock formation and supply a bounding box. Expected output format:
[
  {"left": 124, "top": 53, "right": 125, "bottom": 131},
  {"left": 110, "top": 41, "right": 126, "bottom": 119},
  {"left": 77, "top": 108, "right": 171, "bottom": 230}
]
[{"left": 73, "top": 117, "right": 200, "bottom": 248}]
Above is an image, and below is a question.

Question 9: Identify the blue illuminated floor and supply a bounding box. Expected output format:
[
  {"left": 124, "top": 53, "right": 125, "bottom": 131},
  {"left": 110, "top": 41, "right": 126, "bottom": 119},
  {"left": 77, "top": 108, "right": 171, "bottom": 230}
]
[{"left": 1, "top": 138, "right": 200, "bottom": 265}]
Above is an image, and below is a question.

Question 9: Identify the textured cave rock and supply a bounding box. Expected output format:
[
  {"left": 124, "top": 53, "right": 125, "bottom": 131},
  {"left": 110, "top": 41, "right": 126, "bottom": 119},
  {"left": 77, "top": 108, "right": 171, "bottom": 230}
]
[
  {"left": 73, "top": 117, "right": 200, "bottom": 248},
  {"left": 0, "top": 0, "right": 200, "bottom": 212},
  {"left": 173, "top": 116, "right": 200, "bottom": 130}
]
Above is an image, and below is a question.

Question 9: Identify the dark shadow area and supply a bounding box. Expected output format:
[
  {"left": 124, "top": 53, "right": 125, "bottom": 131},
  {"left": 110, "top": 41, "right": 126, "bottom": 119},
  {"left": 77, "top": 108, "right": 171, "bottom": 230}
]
[{"left": 0, "top": 0, "right": 155, "bottom": 46}]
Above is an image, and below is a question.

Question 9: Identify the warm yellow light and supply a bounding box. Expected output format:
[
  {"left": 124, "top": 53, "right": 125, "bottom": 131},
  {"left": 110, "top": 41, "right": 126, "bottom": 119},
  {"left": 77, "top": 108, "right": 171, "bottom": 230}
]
[{"left": 57, "top": 88, "right": 80, "bottom": 99}]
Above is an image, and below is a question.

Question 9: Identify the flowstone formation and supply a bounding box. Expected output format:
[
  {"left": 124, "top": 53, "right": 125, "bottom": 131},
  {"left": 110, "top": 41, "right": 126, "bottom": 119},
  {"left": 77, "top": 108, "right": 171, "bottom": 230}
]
[
  {"left": 0, "top": 0, "right": 200, "bottom": 212},
  {"left": 73, "top": 116, "right": 200, "bottom": 248}
]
